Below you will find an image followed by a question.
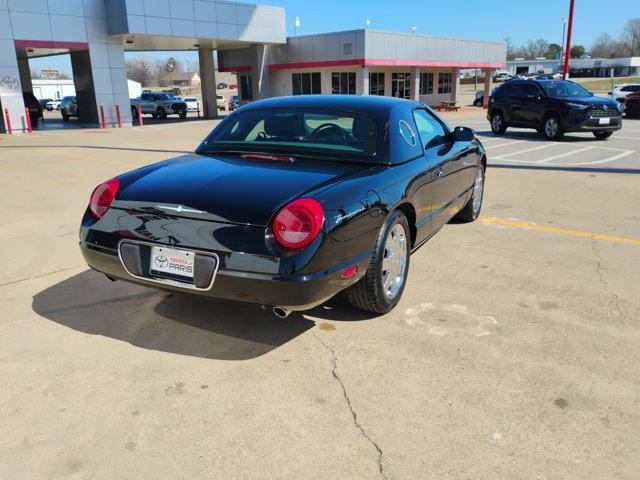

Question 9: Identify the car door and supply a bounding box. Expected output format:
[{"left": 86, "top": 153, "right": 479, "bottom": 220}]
[
  {"left": 139, "top": 93, "right": 151, "bottom": 113},
  {"left": 519, "top": 83, "right": 545, "bottom": 125},
  {"left": 413, "top": 108, "right": 471, "bottom": 234},
  {"left": 506, "top": 84, "right": 529, "bottom": 125}
]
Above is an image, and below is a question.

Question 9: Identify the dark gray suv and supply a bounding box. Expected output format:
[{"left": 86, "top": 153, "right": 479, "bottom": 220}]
[{"left": 487, "top": 79, "right": 623, "bottom": 140}]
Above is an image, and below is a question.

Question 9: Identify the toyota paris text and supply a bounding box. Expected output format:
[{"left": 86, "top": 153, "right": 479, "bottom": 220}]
[{"left": 80, "top": 95, "right": 486, "bottom": 316}]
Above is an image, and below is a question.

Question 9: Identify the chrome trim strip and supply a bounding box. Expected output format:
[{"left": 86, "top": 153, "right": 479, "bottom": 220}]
[{"left": 117, "top": 239, "right": 220, "bottom": 292}]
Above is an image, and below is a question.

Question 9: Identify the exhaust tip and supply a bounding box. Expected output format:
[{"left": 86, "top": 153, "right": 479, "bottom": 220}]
[{"left": 272, "top": 306, "right": 291, "bottom": 318}]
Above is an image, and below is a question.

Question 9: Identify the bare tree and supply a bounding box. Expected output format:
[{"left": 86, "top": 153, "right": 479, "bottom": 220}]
[
  {"left": 621, "top": 18, "right": 640, "bottom": 56},
  {"left": 526, "top": 39, "right": 550, "bottom": 59},
  {"left": 126, "top": 55, "right": 152, "bottom": 86},
  {"left": 504, "top": 36, "right": 516, "bottom": 60}
]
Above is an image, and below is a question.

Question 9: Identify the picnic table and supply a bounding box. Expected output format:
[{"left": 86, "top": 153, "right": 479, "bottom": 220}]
[{"left": 434, "top": 101, "right": 460, "bottom": 112}]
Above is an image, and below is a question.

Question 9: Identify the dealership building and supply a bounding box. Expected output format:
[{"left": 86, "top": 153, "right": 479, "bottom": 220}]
[
  {"left": 1, "top": 0, "right": 504, "bottom": 133},
  {"left": 506, "top": 57, "right": 640, "bottom": 78}
]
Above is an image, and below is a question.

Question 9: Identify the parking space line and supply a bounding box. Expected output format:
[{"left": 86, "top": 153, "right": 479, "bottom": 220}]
[
  {"left": 535, "top": 147, "right": 592, "bottom": 163},
  {"left": 479, "top": 218, "right": 640, "bottom": 246},
  {"left": 484, "top": 140, "right": 525, "bottom": 150},
  {"left": 575, "top": 148, "right": 635, "bottom": 166},
  {"left": 492, "top": 143, "right": 556, "bottom": 159}
]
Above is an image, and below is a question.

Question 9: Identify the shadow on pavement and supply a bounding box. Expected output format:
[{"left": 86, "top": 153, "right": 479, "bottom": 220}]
[
  {"left": 32, "top": 270, "right": 315, "bottom": 360},
  {"left": 475, "top": 129, "right": 611, "bottom": 143}
]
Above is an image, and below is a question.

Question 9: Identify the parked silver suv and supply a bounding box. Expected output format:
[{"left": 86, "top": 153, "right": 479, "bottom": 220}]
[{"left": 132, "top": 92, "right": 187, "bottom": 119}]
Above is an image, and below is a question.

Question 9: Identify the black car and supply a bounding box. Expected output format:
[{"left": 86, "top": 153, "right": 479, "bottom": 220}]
[
  {"left": 80, "top": 95, "right": 486, "bottom": 316},
  {"left": 22, "top": 92, "right": 43, "bottom": 126},
  {"left": 488, "top": 79, "right": 622, "bottom": 140}
]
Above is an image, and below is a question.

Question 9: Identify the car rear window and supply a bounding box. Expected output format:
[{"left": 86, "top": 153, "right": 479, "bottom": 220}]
[{"left": 203, "top": 108, "right": 377, "bottom": 158}]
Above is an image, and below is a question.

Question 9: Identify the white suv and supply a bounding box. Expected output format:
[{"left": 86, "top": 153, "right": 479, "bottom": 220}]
[{"left": 610, "top": 84, "right": 640, "bottom": 103}]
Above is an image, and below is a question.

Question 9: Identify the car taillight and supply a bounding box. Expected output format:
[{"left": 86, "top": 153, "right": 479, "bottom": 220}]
[
  {"left": 89, "top": 178, "right": 120, "bottom": 219},
  {"left": 272, "top": 198, "right": 324, "bottom": 249}
]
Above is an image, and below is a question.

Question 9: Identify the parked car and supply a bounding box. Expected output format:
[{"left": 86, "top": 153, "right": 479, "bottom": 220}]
[
  {"left": 624, "top": 91, "right": 640, "bottom": 118},
  {"left": 229, "top": 95, "right": 239, "bottom": 111},
  {"left": 59, "top": 96, "right": 78, "bottom": 121},
  {"left": 45, "top": 99, "right": 62, "bottom": 111},
  {"left": 23, "top": 92, "right": 43, "bottom": 125},
  {"left": 79, "top": 95, "right": 486, "bottom": 316},
  {"left": 609, "top": 84, "right": 640, "bottom": 103},
  {"left": 217, "top": 82, "right": 228, "bottom": 89},
  {"left": 493, "top": 72, "right": 512, "bottom": 82},
  {"left": 216, "top": 95, "right": 226, "bottom": 111},
  {"left": 133, "top": 92, "right": 187, "bottom": 119},
  {"left": 229, "top": 84, "right": 237, "bottom": 89},
  {"left": 163, "top": 88, "right": 182, "bottom": 96},
  {"left": 38, "top": 98, "right": 52, "bottom": 108},
  {"left": 488, "top": 78, "right": 622, "bottom": 140},
  {"left": 183, "top": 97, "right": 199, "bottom": 112}
]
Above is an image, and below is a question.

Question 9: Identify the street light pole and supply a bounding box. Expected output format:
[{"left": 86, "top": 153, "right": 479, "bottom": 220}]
[
  {"left": 562, "top": 0, "right": 575, "bottom": 80},
  {"left": 560, "top": 17, "right": 567, "bottom": 69}
]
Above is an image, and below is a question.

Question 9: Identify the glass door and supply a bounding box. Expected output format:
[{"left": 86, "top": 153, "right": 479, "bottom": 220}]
[{"left": 392, "top": 73, "right": 411, "bottom": 99}]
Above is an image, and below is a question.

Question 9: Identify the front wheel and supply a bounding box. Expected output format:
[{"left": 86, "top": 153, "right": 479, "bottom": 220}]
[
  {"left": 490, "top": 111, "right": 507, "bottom": 134},
  {"left": 543, "top": 115, "right": 564, "bottom": 140},
  {"left": 178, "top": 111, "right": 187, "bottom": 119},
  {"left": 455, "top": 165, "right": 485, "bottom": 222},
  {"left": 157, "top": 108, "right": 167, "bottom": 120},
  {"left": 61, "top": 109, "right": 69, "bottom": 121},
  {"left": 593, "top": 131, "right": 613, "bottom": 140},
  {"left": 346, "top": 211, "right": 411, "bottom": 314}
]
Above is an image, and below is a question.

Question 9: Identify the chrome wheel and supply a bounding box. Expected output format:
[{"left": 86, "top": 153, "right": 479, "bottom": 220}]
[
  {"left": 491, "top": 114, "right": 502, "bottom": 132},
  {"left": 545, "top": 117, "right": 558, "bottom": 138},
  {"left": 382, "top": 224, "right": 408, "bottom": 299},
  {"left": 472, "top": 168, "right": 484, "bottom": 215}
]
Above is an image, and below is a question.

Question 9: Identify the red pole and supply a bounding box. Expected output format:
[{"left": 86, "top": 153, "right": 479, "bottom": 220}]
[
  {"left": 4, "top": 108, "right": 12, "bottom": 134},
  {"left": 137, "top": 100, "right": 144, "bottom": 126},
  {"left": 25, "top": 107, "right": 33, "bottom": 133},
  {"left": 203, "top": 102, "right": 209, "bottom": 119},
  {"left": 196, "top": 101, "right": 200, "bottom": 118},
  {"left": 115, "top": 105, "right": 122, "bottom": 128},
  {"left": 563, "top": 0, "right": 575, "bottom": 80},
  {"left": 100, "top": 105, "right": 106, "bottom": 129}
]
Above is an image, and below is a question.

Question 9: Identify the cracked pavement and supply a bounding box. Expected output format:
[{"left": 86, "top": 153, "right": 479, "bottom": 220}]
[{"left": 1, "top": 115, "right": 640, "bottom": 479}]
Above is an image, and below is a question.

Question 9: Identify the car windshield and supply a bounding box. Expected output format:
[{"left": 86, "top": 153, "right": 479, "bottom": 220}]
[
  {"left": 202, "top": 108, "right": 377, "bottom": 158},
  {"left": 540, "top": 80, "right": 591, "bottom": 98}
]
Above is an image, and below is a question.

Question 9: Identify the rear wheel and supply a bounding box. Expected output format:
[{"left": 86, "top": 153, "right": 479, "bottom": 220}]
[
  {"left": 543, "top": 115, "right": 564, "bottom": 140},
  {"left": 625, "top": 101, "right": 639, "bottom": 118},
  {"left": 346, "top": 211, "right": 410, "bottom": 314},
  {"left": 593, "top": 131, "right": 613, "bottom": 140},
  {"left": 454, "top": 165, "right": 485, "bottom": 222},
  {"left": 131, "top": 106, "right": 138, "bottom": 118},
  {"left": 61, "top": 109, "right": 69, "bottom": 121},
  {"left": 490, "top": 111, "right": 506, "bottom": 134}
]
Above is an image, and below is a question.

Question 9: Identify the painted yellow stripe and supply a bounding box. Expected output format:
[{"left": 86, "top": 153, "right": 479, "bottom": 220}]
[
  {"left": 479, "top": 217, "right": 640, "bottom": 246},
  {"left": 37, "top": 148, "right": 129, "bottom": 167}
]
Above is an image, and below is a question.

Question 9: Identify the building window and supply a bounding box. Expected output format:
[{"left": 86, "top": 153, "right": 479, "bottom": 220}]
[
  {"left": 419, "top": 72, "right": 433, "bottom": 95},
  {"left": 292, "top": 72, "right": 321, "bottom": 95},
  {"left": 240, "top": 75, "right": 253, "bottom": 100},
  {"left": 343, "top": 43, "right": 352, "bottom": 56},
  {"left": 438, "top": 73, "right": 452, "bottom": 94},
  {"left": 391, "top": 72, "right": 411, "bottom": 99},
  {"left": 369, "top": 72, "right": 385, "bottom": 95},
  {"left": 332, "top": 72, "right": 356, "bottom": 94}
]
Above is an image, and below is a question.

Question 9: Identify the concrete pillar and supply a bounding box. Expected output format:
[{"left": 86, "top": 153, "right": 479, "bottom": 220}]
[
  {"left": 362, "top": 66, "right": 370, "bottom": 95},
  {"left": 452, "top": 68, "right": 460, "bottom": 104},
  {"left": 410, "top": 66, "right": 420, "bottom": 101},
  {"left": 254, "top": 44, "right": 270, "bottom": 100},
  {"left": 483, "top": 68, "right": 495, "bottom": 109},
  {"left": 70, "top": 50, "right": 99, "bottom": 125},
  {"left": 0, "top": 42, "right": 27, "bottom": 133},
  {"left": 17, "top": 54, "right": 32, "bottom": 93},
  {"left": 198, "top": 47, "right": 217, "bottom": 119}
]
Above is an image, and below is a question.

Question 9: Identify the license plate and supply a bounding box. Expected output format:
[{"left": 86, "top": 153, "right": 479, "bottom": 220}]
[
  {"left": 150, "top": 246, "right": 194, "bottom": 279},
  {"left": 599, "top": 117, "right": 610, "bottom": 125}
]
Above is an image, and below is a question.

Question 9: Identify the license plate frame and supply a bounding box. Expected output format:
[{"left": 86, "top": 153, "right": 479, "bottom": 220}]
[
  {"left": 150, "top": 246, "right": 194, "bottom": 280},
  {"left": 598, "top": 117, "right": 611, "bottom": 125}
]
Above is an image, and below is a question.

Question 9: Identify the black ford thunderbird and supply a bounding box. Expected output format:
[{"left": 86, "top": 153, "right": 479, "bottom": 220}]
[{"left": 80, "top": 95, "right": 486, "bottom": 316}]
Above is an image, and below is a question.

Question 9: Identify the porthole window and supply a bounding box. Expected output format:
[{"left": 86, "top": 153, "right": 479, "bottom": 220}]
[{"left": 399, "top": 120, "right": 416, "bottom": 146}]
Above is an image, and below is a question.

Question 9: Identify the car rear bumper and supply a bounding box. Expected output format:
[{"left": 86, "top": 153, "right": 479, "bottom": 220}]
[{"left": 80, "top": 240, "right": 370, "bottom": 311}]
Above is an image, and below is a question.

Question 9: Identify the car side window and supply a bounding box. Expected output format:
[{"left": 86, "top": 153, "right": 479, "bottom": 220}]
[
  {"left": 413, "top": 109, "right": 447, "bottom": 149},
  {"left": 141, "top": 93, "right": 149, "bottom": 100},
  {"left": 493, "top": 85, "right": 509, "bottom": 101},
  {"left": 521, "top": 84, "right": 540, "bottom": 97}
]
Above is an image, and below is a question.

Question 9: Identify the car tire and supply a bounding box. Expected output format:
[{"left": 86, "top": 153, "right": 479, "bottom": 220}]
[
  {"left": 542, "top": 114, "right": 564, "bottom": 140},
  {"left": 346, "top": 210, "right": 411, "bottom": 314},
  {"left": 131, "top": 106, "right": 138, "bottom": 118},
  {"left": 157, "top": 108, "right": 167, "bottom": 120},
  {"left": 593, "top": 131, "right": 613, "bottom": 140},
  {"left": 625, "top": 101, "right": 639, "bottom": 119},
  {"left": 490, "top": 111, "right": 507, "bottom": 135},
  {"left": 178, "top": 111, "right": 187, "bottom": 119},
  {"left": 61, "top": 109, "right": 69, "bottom": 121},
  {"left": 454, "top": 165, "right": 485, "bottom": 222}
]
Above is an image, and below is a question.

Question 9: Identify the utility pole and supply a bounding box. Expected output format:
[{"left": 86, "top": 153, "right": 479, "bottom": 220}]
[
  {"left": 560, "top": 17, "right": 567, "bottom": 70},
  {"left": 562, "top": 0, "right": 575, "bottom": 80}
]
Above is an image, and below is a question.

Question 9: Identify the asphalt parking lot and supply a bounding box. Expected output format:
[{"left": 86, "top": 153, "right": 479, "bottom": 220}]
[{"left": 1, "top": 112, "right": 639, "bottom": 479}]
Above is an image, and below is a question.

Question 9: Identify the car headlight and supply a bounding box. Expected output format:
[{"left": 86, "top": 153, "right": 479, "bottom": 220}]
[{"left": 566, "top": 102, "right": 588, "bottom": 110}]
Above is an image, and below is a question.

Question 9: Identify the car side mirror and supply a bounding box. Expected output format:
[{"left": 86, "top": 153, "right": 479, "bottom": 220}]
[{"left": 450, "top": 126, "right": 475, "bottom": 142}]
